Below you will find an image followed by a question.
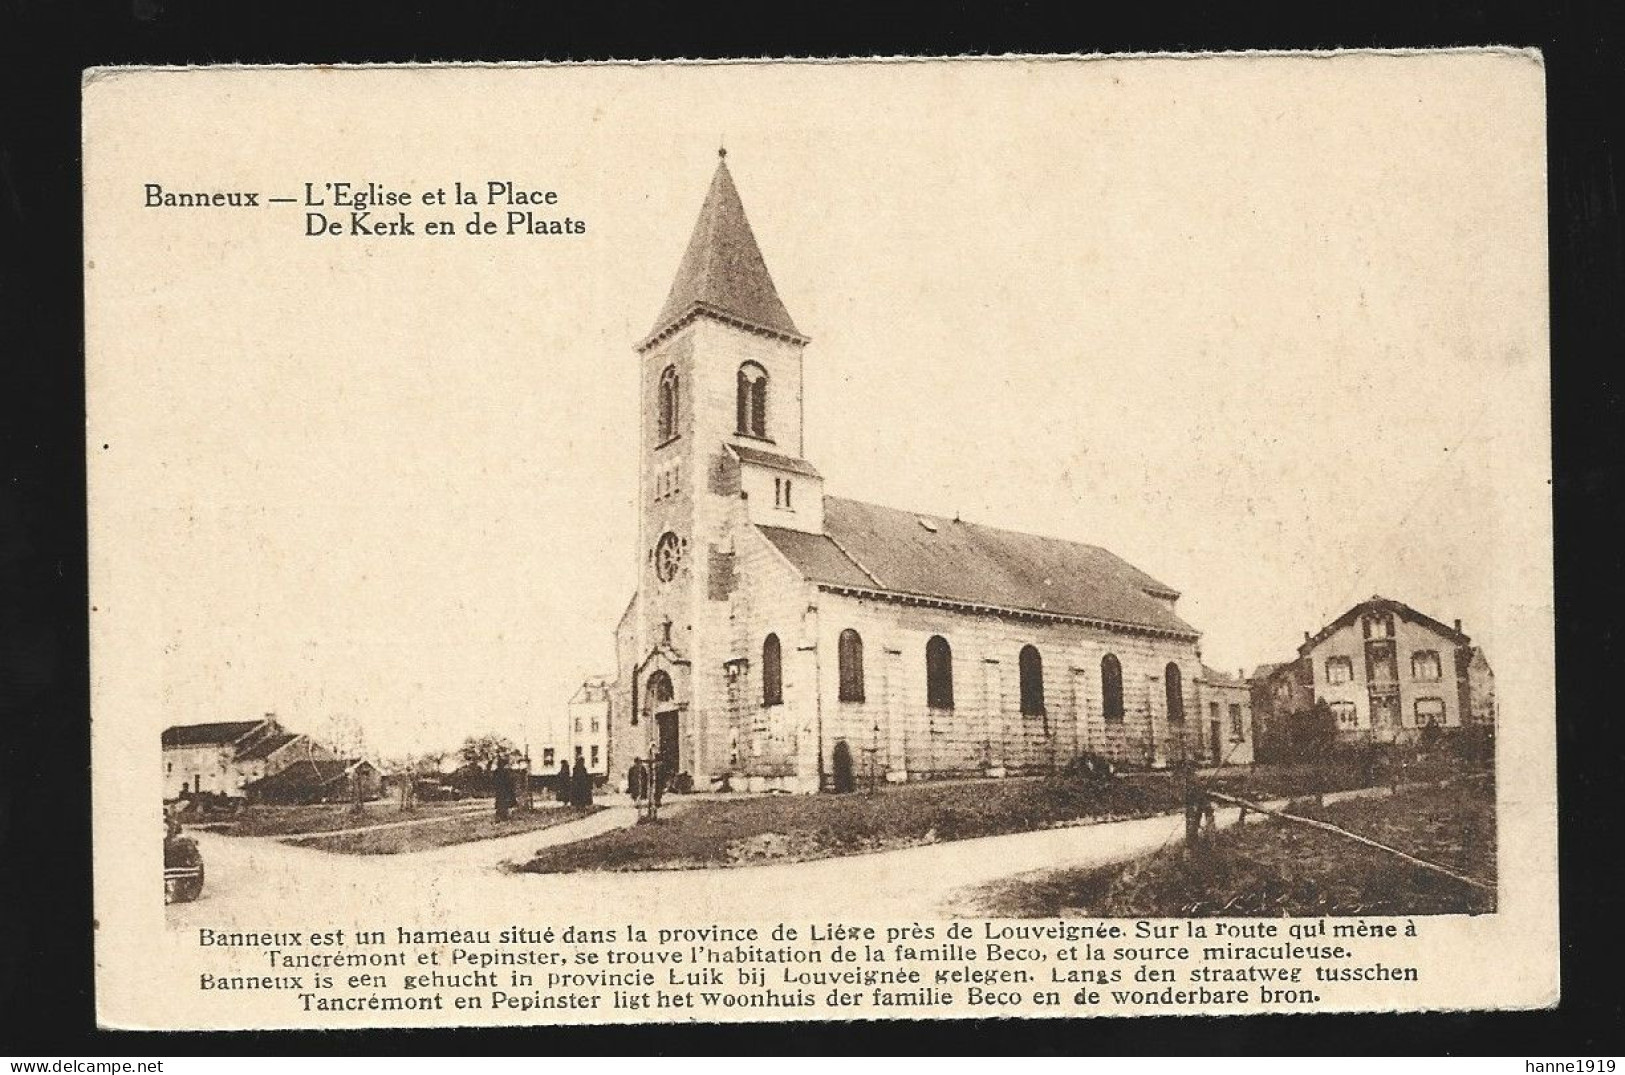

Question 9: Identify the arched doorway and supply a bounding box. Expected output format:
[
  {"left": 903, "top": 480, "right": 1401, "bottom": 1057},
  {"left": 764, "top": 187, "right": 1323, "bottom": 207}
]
[{"left": 645, "top": 670, "right": 679, "bottom": 782}]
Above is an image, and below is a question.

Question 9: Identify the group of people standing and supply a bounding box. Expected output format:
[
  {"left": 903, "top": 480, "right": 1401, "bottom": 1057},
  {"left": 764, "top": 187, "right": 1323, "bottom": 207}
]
[
  {"left": 555, "top": 757, "right": 594, "bottom": 808},
  {"left": 492, "top": 756, "right": 594, "bottom": 820}
]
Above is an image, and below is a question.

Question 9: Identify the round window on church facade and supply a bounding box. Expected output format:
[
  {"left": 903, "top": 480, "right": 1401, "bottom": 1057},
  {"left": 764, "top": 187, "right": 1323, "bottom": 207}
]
[{"left": 654, "top": 530, "right": 684, "bottom": 582}]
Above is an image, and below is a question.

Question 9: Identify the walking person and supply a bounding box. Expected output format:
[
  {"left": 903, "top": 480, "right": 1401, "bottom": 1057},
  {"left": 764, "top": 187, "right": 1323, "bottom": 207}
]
[
  {"left": 571, "top": 755, "right": 593, "bottom": 808},
  {"left": 493, "top": 758, "right": 516, "bottom": 821}
]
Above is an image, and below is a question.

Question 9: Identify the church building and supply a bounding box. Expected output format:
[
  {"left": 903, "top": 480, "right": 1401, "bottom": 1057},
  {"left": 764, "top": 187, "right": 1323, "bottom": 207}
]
[{"left": 607, "top": 154, "right": 1206, "bottom": 793}]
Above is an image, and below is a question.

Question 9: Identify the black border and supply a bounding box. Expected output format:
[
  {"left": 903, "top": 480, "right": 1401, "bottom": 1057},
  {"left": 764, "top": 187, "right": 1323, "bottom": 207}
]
[{"left": 2, "top": 0, "right": 1621, "bottom": 1056}]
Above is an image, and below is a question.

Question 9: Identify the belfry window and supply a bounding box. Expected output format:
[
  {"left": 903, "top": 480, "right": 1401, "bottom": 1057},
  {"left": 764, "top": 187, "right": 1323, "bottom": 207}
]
[
  {"left": 736, "top": 362, "right": 768, "bottom": 438},
  {"left": 926, "top": 636, "right": 954, "bottom": 710},
  {"left": 1019, "top": 645, "right": 1045, "bottom": 716},
  {"left": 838, "top": 629, "right": 865, "bottom": 703},
  {"left": 1101, "top": 653, "right": 1124, "bottom": 720},
  {"left": 657, "top": 366, "right": 679, "bottom": 443},
  {"left": 762, "top": 633, "right": 783, "bottom": 707}
]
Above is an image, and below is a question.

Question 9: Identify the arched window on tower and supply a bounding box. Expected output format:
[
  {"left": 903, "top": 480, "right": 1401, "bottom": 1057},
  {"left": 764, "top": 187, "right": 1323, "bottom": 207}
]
[
  {"left": 926, "top": 636, "right": 954, "bottom": 710},
  {"left": 762, "top": 633, "right": 783, "bottom": 707},
  {"left": 838, "top": 629, "right": 865, "bottom": 703},
  {"left": 736, "top": 362, "right": 768, "bottom": 438},
  {"left": 1101, "top": 653, "right": 1124, "bottom": 721},
  {"left": 1164, "top": 662, "right": 1185, "bottom": 722},
  {"left": 657, "top": 366, "right": 679, "bottom": 443},
  {"left": 1019, "top": 645, "right": 1045, "bottom": 717}
]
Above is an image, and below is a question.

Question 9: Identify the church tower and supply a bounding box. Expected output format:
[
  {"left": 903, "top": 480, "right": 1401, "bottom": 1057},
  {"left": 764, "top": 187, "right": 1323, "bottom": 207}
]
[{"left": 625, "top": 152, "right": 820, "bottom": 783}]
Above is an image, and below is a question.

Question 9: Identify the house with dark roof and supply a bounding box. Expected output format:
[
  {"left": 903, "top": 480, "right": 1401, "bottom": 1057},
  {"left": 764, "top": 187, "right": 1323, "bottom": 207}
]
[
  {"left": 243, "top": 758, "right": 381, "bottom": 805},
  {"left": 161, "top": 715, "right": 336, "bottom": 799},
  {"left": 1249, "top": 596, "right": 1495, "bottom": 758},
  {"left": 608, "top": 154, "right": 1209, "bottom": 792}
]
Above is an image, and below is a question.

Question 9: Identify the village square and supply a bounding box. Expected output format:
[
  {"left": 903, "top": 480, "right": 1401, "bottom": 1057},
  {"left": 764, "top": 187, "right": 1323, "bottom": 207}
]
[{"left": 164, "top": 153, "right": 1501, "bottom": 922}]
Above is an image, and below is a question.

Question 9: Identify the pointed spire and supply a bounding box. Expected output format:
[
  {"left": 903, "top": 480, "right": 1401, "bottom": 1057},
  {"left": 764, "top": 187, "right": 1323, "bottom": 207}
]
[{"left": 643, "top": 156, "right": 804, "bottom": 349}]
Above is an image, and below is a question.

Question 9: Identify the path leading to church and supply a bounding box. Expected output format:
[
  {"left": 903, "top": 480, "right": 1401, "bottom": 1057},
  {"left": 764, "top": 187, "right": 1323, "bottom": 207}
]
[{"left": 166, "top": 802, "right": 1229, "bottom": 931}]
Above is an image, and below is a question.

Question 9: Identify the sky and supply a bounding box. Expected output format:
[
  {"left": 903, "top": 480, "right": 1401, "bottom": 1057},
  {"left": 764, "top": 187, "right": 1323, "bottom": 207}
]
[{"left": 87, "top": 55, "right": 1549, "bottom": 761}]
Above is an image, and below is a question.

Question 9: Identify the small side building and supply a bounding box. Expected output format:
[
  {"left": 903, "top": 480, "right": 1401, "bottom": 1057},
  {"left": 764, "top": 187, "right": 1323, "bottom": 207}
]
[
  {"left": 243, "top": 759, "right": 382, "bottom": 805},
  {"left": 1249, "top": 660, "right": 1314, "bottom": 763},
  {"left": 1197, "top": 666, "right": 1255, "bottom": 766},
  {"left": 162, "top": 715, "right": 337, "bottom": 799}
]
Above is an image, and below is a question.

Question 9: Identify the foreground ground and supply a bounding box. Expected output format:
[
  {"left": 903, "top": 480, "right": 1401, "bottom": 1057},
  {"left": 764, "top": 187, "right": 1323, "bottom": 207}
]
[
  {"left": 286, "top": 805, "right": 601, "bottom": 854},
  {"left": 959, "top": 774, "right": 1496, "bottom": 917},
  {"left": 515, "top": 760, "right": 1452, "bottom": 874},
  {"left": 167, "top": 802, "right": 1203, "bottom": 927}
]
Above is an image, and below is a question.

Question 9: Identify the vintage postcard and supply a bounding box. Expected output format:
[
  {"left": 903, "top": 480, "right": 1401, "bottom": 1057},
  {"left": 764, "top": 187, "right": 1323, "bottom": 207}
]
[{"left": 86, "top": 53, "right": 1556, "bottom": 1029}]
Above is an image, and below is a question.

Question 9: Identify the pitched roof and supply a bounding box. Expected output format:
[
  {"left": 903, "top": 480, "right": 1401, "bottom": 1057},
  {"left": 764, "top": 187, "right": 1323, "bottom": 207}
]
[
  {"left": 1200, "top": 665, "right": 1246, "bottom": 687},
  {"left": 759, "top": 496, "right": 1196, "bottom": 637},
  {"left": 234, "top": 732, "right": 300, "bottom": 761},
  {"left": 643, "top": 158, "right": 804, "bottom": 348},
  {"left": 243, "top": 759, "right": 368, "bottom": 799},
  {"left": 729, "top": 443, "right": 822, "bottom": 478},
  {"left": 161, "top": 720, "right": 264, "bottom": 748},
  {"left": 1298, "top": 595, "right": 1470, "bottom": 656}
]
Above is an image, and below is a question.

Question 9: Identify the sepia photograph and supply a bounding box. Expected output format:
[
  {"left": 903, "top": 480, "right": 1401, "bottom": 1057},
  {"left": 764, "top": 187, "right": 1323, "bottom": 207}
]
[{"left": 85, "top": 54, "right": 1555, "bottom": 1026}]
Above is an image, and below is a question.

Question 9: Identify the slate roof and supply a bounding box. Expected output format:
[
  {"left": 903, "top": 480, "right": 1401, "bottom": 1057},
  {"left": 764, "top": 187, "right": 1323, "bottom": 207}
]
[
  {"left": 1298, "top": 595, "right": 1470, "bottom": 656},
  {"left": 161, "top": 720, "right": 264, "bottom": 748},
  {"left": 729, "top": 443, "right": 822, "bottom": 478},
  {"left": 234, "top": 732, "right": 300, "bottom": 761},
  {"left": 643, "top": 158, "right": 804, "bottom": 347},
  {"left": 1200, "top": 665, "right": 1247, "bottom": 687},
  {"left": 759, "top": 496, "right": 1196, "bottom": 637},
  {"left": 243, "top": 759, "right": 370, "bottom": 802}
]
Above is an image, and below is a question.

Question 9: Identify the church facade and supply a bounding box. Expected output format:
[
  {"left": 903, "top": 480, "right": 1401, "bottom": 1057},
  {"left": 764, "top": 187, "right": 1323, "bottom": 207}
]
[{"left": 607, "top": 156, "right": 1207, "bottom": 793}]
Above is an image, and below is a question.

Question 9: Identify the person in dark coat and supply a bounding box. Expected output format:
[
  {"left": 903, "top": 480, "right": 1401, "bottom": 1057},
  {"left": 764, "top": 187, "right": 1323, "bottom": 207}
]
[
  {"left": 555, "top": 761, "right": 571, "bottom": 802},
  {"left": 493, "top": 760, "right": 516, "bottom": 820},
  {"left": 571, "top": 756, "right": 593, "bottom": 808},
  {"left": 627, "top": 761, "right": 646, "bottom": 803}
]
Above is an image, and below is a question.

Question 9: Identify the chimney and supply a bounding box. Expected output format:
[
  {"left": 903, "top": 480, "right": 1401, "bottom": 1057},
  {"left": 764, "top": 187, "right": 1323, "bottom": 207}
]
[
  {"left": 1303, "top": 631, "right": 1311, "bottom": 643},
  {"left": 1453, "top": 619, "right": 1462, "bottom": 633}
]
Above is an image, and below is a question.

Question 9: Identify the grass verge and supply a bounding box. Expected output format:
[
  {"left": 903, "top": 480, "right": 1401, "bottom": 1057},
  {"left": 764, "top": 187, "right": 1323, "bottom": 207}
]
[
  {"left": 287, "top": 806, "right": 600, "bottom": 854},
  {"left": 515, "top": 759, "right": 1440, "bottom": 874},
  {"left": 963, "top": 775, "right": 1496, "bottom": 917},
  {"left": 207, "top": 800, "right": 487, "bottom": 837},
  {"left": 519, "top": 776, "right": 1185, "bottom": 873}
]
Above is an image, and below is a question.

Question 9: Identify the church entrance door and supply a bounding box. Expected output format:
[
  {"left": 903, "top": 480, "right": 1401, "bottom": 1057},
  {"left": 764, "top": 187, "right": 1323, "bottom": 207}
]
[{"left": 656, "top": 709, "right": 680, "bottom": 785}]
